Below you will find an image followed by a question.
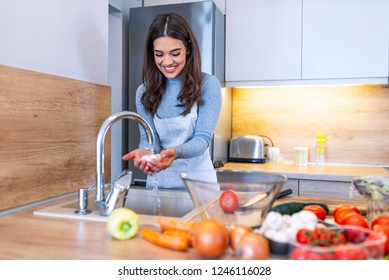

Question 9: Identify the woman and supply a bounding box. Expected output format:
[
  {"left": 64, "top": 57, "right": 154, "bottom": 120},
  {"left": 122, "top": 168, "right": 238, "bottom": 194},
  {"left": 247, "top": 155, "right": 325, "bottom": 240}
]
[{"left": 122, "top": 12, "right": 222, "bottom": 189}]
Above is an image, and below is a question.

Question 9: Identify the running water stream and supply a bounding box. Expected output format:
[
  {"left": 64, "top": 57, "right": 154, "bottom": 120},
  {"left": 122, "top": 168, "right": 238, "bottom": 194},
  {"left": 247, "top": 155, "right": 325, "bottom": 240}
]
[
  {"left": 152, "top": 172, "right": 162, "bottom": 216},
  {"left": 148, "top": 144, "right": 162, "bottom": 216}
]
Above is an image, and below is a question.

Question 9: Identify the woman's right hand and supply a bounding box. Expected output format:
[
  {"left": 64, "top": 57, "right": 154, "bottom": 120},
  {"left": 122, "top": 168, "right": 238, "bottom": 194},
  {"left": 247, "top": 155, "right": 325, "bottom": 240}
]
[{"left": 122, "top": 148, "right": 151, "bottom": 174}]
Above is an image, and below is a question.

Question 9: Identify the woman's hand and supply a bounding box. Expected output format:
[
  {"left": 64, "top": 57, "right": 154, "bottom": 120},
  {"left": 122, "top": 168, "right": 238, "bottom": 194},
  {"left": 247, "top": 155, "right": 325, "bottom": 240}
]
[
  {"left": 145, "top": 148, "right": 176, "bottom": 174},
  {"left": 122, "top": 148, "right": 151, "bottom": 174},
  {"left": 122, "top": 148, "right": 176, "bottom": 175}
]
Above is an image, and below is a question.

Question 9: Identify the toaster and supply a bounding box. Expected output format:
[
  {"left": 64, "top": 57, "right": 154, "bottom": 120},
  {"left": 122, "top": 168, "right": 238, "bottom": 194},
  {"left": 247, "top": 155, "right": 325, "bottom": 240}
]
[{"left": 229, "top": 135, "right": 266, "bottom": 163}]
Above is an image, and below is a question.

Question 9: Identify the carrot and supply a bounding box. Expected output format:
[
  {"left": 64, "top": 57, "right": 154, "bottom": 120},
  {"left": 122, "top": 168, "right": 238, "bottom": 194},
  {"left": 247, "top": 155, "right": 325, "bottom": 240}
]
[
  {"left": 140, "top": 228, "right": 188, "bottom": 251},
  {"left": 156, "top": 217, "right": 197, "bottom": 233},
  {"left": 163, "top": 229, "right": 193, "bottom": 247}
]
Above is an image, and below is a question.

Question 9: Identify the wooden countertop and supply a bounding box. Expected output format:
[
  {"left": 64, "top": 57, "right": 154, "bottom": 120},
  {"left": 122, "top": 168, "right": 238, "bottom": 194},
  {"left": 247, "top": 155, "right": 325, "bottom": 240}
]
[
  {"left": 0, "top": 195, "right": 369, "bottom": 260},
  {"left": 222, "top": 162, "right": 389, "bottom": 182}
]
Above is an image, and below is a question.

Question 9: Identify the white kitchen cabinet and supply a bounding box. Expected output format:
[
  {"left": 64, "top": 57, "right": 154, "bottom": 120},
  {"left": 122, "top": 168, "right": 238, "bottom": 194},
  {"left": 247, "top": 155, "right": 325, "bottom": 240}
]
[
  {"left": 225, "top": 0, "right": 389, "bottom": 86},
  {"left": 225, "top": 0, "right": 302, "bottom": 83},
  {"left": 302, "top": 0, "right": 389, "bottom": 81}
]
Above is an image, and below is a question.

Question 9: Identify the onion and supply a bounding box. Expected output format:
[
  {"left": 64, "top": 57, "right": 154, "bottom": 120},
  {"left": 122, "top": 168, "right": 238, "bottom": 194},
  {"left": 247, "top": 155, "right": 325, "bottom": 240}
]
[{"left": 234, "top": 233, "right": 270, "bottom": 260}]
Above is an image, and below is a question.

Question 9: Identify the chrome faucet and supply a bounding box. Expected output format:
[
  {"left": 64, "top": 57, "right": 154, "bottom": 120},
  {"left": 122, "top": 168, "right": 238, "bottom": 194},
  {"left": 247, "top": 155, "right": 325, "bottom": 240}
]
[{"left": 94, "top": 111, "right": 155, "bottom": 216}]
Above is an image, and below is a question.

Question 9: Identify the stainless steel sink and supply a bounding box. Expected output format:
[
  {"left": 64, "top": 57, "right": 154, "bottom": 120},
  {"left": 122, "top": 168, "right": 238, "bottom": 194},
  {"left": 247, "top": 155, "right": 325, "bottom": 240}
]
[{"left": 34, "top": 187, "right": 197, "bottom": 224}]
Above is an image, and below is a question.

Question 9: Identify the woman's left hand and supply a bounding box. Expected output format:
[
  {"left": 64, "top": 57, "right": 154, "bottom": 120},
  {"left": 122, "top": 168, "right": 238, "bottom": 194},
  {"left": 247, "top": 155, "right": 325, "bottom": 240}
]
[{"left": 146, "top": 148, "right": 176, "bottom": 173}]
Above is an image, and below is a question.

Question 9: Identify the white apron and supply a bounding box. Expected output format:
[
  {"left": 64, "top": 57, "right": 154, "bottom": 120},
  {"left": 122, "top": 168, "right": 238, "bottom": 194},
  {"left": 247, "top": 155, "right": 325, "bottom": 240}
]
[{"left": 146, "top": 103, "right": 216, "bottom": 189}]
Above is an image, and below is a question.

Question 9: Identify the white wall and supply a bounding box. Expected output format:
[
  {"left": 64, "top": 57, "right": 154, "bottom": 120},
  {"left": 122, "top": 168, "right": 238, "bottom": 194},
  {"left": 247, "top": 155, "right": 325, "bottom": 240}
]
[{"left": 0, "top": 0, "right": 109, "bottom": 85}]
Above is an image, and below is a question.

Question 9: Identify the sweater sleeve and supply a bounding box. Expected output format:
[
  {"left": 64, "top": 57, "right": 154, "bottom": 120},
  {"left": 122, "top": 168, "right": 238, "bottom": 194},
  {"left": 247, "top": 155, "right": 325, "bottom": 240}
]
[{"left": 174, "top": 74, "right": 222, "bottom": 159}]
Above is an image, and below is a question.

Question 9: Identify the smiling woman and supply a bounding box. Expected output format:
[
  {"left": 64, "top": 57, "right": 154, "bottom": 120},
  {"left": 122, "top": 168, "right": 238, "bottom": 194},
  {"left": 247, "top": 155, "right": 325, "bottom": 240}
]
[
  {"left": 122, "top": 12, "right": 222, "bottom": 190},
  {"left": 153, "top": 37, "right": 188, "bottom": 78}
]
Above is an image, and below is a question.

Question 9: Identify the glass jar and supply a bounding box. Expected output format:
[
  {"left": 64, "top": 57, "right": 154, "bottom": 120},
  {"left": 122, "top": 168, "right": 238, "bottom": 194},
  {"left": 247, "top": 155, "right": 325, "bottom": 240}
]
[{"left": 315, "top": 135, "right": 326, "bottom": 165}]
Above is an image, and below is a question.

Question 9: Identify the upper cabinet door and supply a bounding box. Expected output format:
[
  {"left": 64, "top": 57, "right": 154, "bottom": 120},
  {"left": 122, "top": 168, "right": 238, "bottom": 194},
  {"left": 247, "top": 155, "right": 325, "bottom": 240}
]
[
  {"left": 226, "top": 0, "right": 302, "bottom": 83},
  {"left": 302, "top": 0, "right": 389, "bottom": 80}
]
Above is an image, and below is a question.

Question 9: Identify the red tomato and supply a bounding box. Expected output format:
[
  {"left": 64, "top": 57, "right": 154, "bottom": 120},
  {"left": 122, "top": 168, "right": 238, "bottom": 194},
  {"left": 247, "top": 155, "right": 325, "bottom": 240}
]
[
  {"left": 330, "top": 231, "right": 347, "bottom": 246},
  {"left": 372, "top": 224, "right": 389, "bottom": 255},
  {"left": 219, "top": 190, "right": 239, "bottom": 213},
  {"left": 314, "top": 227, "right": 332, "bottom": 245},
  {"left": 334, "top": 211, "right": 356, "bottom": 225},
  {"left": 334, "top": 206, "right": 361, "bottom": 224},
  {"left": 303, "top": 205, "right": 327, "bottom": 220},
  {"left": 343, "top": 226, "right": 369, "bottom": 243},
  {"left": 333, "top": 205, "right": 361, "bottom": 218},
  {"left": 318, "top": 250, "right": 334, "bottom": 260},
  {"left": 296, "top": 229, "right": 317, "bottom": 245},
  {"left": 372, "top": 215, "right": 389, "bottom": 228},
  {"left": 290, "top": 248, "right": 323, "bottom": 260},
  {"left": 365, "top": 230, "right": 387, "bottom": 259},
  {"left": 340, "top": 213, "right": 369, "bottom": 229},
  {"left": 333, "top": 243, "right": 368, "bottom": 260}
]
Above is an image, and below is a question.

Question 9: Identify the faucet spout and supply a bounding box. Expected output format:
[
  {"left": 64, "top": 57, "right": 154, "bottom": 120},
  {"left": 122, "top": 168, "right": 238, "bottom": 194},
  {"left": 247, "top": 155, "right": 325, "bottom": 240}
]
[{"left": 95, "top": 111, "right": 155, "bottom": 215}]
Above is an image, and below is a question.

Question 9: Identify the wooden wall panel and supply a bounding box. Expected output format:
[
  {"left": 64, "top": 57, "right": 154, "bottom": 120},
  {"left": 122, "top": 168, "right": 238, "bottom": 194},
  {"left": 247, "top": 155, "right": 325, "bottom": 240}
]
[
  {"left": 232, "top": 85, "right": 389, "bottom": 165},
  {"left": 0, "top": 65, "right": 111, "bottom": 211}
]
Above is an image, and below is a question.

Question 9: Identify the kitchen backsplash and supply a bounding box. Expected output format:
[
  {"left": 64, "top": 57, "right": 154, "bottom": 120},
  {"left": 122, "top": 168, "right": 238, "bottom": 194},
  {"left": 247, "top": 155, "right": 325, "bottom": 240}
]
[
  {"left": 0, "top": 65, "right": 111, "bottom": 211},
  {"left": 232, "top": 84, "right": 389, "bottom": 166}
]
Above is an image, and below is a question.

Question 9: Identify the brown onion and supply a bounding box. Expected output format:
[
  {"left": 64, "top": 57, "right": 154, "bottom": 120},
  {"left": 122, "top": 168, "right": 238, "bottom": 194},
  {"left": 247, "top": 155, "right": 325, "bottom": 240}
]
[
  {"left": 193, "top": 219, "right": 229, "bottom": 258},
  {"left": 229, "top": 225, "right": 253, "bottom": 250},
  {"left": 234, "top": 233, "right": 270, "bottom": 260}
]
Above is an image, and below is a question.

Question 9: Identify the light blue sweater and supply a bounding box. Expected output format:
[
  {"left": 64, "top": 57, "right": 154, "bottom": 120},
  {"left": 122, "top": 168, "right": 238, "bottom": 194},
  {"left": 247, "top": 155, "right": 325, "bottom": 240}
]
[{"left": 135, "top": 72, "right": 222, "bottom": 159}]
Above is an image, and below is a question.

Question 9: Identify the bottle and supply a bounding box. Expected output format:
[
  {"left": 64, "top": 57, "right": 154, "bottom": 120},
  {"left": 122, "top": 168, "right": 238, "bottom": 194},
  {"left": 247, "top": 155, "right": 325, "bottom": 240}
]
[{"left": 316, "top": 135, "right": 326, "bottom": 165}]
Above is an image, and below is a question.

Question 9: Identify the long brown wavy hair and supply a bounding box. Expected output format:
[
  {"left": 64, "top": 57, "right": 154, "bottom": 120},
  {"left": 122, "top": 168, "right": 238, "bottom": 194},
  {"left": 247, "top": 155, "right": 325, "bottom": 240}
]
[{"left": 141, "top": 12, "right": 203, "bottom": 116}]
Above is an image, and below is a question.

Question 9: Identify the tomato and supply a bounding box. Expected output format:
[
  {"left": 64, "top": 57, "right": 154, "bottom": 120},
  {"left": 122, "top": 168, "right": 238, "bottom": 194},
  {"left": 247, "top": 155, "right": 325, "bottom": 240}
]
[
  {"left": 296, "top": 229, "right": 317, "bottom": 245},
  {"left": 303, "top": 205, "right": 327, "bottom": 220},
  {"left": 333, "top": 205, "right": 361, "bottom": 224},
  {"left": 342, "top": 225, "right": 370, "bottom": 244},
  {"left": 330, "top": 231, "right": 347, "bottom": 246},
  {"left": 372, "top": 215, "right": 389, "bottom": 228},
  {"left": 340, "top": 213, "right": 369, "bottom": 229},
  {"left": 333, "top": 205, "right": 361, "bottom": 218},
  {"left": 229, "top": 225, "right": 252, "bottom": 250},
  {"left": 333, "top": 244, "right": 368, "bottom": 260},
  {"left": 335, "top": 211, "right": 360, "bottom": 225},
  {"left": 314, "top": 227, "right": 332, "bottom": 245},
  {"left": 193, "top": 219, "right": 229, "bottom": 258},
  {"left": 290, "top": 248, "right": 323, "bottom": 260},
  {"left": 372, "top": 224, "right": 389, "bottom": 255},
  {"left": 106, "top": 208, "right": 139, "bottom": 240},
  {"left": 365, "top": 231, "right": 387, "bottom": 259},
  {"left": 234, "top": 233, "right": 269, "bottom": 260},
  {"left": 219, "top": 190, "right": 239, "bottom": 213},
  {"left": 334, "top": 206, "right": 360, "bottom": 224}
]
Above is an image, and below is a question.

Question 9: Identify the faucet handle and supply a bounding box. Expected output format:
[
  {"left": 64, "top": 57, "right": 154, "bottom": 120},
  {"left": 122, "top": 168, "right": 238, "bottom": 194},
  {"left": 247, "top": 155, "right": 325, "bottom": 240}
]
[
  {"left": 113, "top": 169, "right": 133, "bottom": 192},
  {"left": 99, "top": 169, "right": 132, "bottom": 214}
]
